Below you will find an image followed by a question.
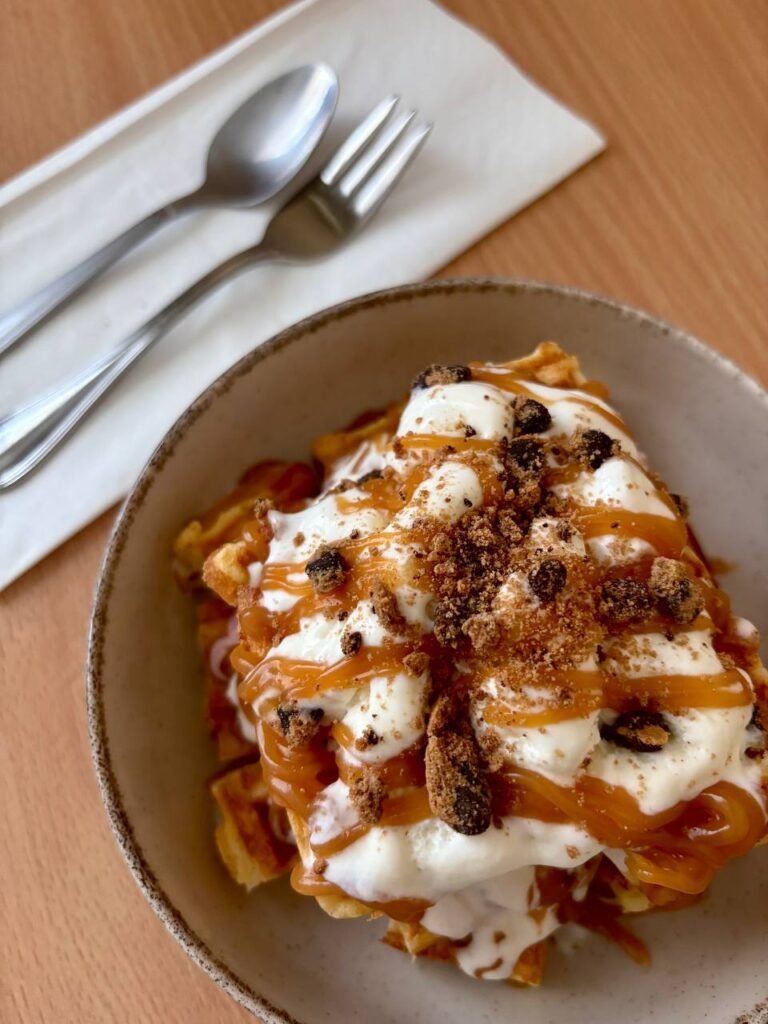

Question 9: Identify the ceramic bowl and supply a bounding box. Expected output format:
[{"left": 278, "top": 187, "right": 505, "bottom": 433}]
[{"left": 87, "top": 280, "right": 768, "bottom": 1024}]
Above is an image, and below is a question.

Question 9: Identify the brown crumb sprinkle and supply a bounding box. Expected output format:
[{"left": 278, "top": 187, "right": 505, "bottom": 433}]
[
  {"left": 349, "top": 769, "right": 386, "bottom": 824},
  {"left": 600, "top": 710, "right": 672, "bottom": 753},
  {"left": 425, "top": 692, "right": 491, "bottom": 836},
  {"left": 369, "top": 576, "right": 406, "bottom": 632},
  {"left": 670, "top": 493, "right": 690, "bottom": 519},
  {"left": 649, "top": 557, "right": 704, "bottom": 624},
  {"left": 340, "top": 629, "right": 363, "bottom": 657},
  {"left": 276, "top": 701, "right": 324, "bottom": 747},
  {"left": 528, "top": 558, "right": 567, "bottom": 603},
  {"left": 312, "top": 858, "right": 328, "bottom": 875},
  {"left": 305, "top": 547, "right": 348, "bottom": 593},
  {"left": 403, "top": 651, "right": 429, "bottom": 677},
  {"left": 512, "top": 395, "right": 552, "bottom": 435},
  {"left": 412, "top": 364, "right": 472, "bottom": 389},
  {"left": 354, "top": 726, "right": 381, "bottom": 751},
  {"left": 599, "top": 578, "right": 652, "bottom": 624},
  {"left": 462, "top": 612, "right": 500, "bottom": 653},
  {"left": 572, "top": 429, "right": 620, "bottom": 470},
  {"left": 506, "top": 437, "right": 545, "bottom": 475}
]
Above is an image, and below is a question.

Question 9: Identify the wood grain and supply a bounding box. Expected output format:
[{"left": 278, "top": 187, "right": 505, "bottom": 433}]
[{"left": 1, "top": 1, "right": 766, "bottom": 1020}]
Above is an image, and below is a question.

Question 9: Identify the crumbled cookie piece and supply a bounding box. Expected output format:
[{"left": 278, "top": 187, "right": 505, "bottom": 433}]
[
  {"left": 412, "top": 364, "right": 472, "bottom": 389},
  {"left": 512, "top": 395, "right": 552, "bottom": 436},
  {"left": 426, "top": 692, "right": 491, "bottom": 836},
  {"left": 600, "top": 710, "right": 672, "bottom": 753},
  {"left": 649, "top": 557, "right": 704, "bottom": 624},
  {"left": 349, "top": 769, "right": 386, "bottom": 824},
  {"left": 573, "top": 429, "right": 620, "bottom": 470},
  {"left": 340, "top": 630, "right": 363, "bottom": 657},
  {"left": 252, "top": 496, "right": 274, "bottom": 518},
  {"left": 497, "top": 509, "right": 524, "bottom": 544},
  {"left": 670, "top": 493, "right": 689, "bottom": 519},
  {"left": 354, "top": 726, "right": 381, "bottom": 751},
  {"left": 599, "top": 578, "right": 652, "bottom": 624},
  {"left": 528, "top": 558, "right": 567, "bottom": 603},
  {"left": 507, "top": 437, "right": 545, "bottom": 475},
  {"left": 369, "top": 576, "right": 406, "bottom": 632},
  {"left": 306, "top": 547, "right": 348, "bottom": 594},
  {"left": 403, "top": 651, "right": 429, "bottom": 677},
  {"left": 276, "top": 701, "right": 324, "bottom": 746},
  {"left": 462, "top": 613, "right": 500, "bottom": 653}
]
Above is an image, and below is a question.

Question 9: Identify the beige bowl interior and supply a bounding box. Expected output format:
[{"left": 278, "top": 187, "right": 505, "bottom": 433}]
[{"left": 88, "top": 280, "right": 768, "bottom": 1024}]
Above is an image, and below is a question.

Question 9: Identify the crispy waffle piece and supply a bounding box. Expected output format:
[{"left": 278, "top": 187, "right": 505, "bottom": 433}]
[
  {"left": 382, "top": 921, "right": 547, "bottom": 986},
  {"left": 500, "top": 340, "right": 587, "bottom": 389},
  {"left": 211, "top": 763, "right": 297, "bottom": 889},
  {"left": 174, "top": 460, "right": 317, "bottom": 589},
  {"left": 288, "top": 811, "right": 381, "bottom": 921}
]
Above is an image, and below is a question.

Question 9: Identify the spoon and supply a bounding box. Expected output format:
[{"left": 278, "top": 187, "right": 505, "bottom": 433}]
[{"left": 0, "top": 63, "right": 338, "bottom": 359}]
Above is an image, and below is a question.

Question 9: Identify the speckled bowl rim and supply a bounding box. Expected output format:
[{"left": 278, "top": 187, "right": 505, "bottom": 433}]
[{"left": 86, "top": 277, "right": 768, "bottom": 1022}]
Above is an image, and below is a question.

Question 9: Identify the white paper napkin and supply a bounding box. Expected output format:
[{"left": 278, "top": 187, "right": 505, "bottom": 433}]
[{"left": 0, "top": 0, "right": 604, "bottom": 591}]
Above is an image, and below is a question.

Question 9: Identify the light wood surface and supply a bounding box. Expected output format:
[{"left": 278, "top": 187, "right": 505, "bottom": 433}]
[{"left": 1, "top": 1, "right": 766, "bottom": 1020}]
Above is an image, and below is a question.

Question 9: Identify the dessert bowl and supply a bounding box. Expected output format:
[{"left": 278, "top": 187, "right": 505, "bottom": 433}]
[{"left": 87, "top": 279, "right": 768, "bottom": 1024}]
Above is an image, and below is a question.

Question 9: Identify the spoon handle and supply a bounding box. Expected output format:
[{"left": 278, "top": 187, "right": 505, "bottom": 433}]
[
  {"left": 0, "top": 243, "right": 276, "bottom": 489},
  {"left": 0, "top": 200, "right": 193, "bottom": 359}
]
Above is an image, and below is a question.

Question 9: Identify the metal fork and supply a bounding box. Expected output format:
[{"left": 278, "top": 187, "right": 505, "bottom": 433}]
[{"left": 0, "top": 97, "right": 431, "bottom": 489}]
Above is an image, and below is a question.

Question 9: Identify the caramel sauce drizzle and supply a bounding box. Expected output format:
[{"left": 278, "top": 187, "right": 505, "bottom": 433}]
[{"left": 211, "top": 362, "right": 765, "bottom": 925}]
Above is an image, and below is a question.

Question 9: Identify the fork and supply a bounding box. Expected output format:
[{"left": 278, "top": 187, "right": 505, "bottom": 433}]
[{"left": 0, "top": 97, "right": 431, "bottom": 489}]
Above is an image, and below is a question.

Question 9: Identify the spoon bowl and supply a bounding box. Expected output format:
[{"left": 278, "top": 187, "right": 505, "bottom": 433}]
[{"left": 200, "top": 64, "right": 339, "bottom": 206}]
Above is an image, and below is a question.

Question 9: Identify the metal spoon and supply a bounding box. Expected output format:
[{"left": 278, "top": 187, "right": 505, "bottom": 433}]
[{"left": 0, "top": 63, "right": 338, "bottom": 359}]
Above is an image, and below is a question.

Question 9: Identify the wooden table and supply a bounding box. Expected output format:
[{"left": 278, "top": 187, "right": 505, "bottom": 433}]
[{"left": 2, "top": 1, "right": 766, "bottom": 1020}]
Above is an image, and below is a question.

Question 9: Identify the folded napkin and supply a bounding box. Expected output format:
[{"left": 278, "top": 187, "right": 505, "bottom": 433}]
[{"left": 0, "top": 0, "right": 604, "bottom": 591}]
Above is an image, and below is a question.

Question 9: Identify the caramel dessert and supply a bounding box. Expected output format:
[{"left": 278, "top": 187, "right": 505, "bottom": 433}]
[{"left": 174, "top": 343, "right": 767, "bottom": 984}]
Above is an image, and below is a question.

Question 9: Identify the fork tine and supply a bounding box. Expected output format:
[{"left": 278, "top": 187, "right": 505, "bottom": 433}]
[
  {"left": 320, "top": 95, "right": 399, "bottom": 187},
  {"left": 352, "top": 122, "right": 432, "bottom": 220},
  {"left": 337, "top": 110, "right": 417, "bottom": 197}
]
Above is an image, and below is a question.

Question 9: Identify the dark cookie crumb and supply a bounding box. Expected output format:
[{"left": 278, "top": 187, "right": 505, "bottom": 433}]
[
  {"left": 252, "top": 497, "right": 274, "bottom": 518},
  {"left": 349, "top": 769, "right": 386, "bottom": 824},
  {"left": 276, "top": 701, "right": 324, "bottom": 747},
  {"left": 670, "top": 493, "right": 690, "bottom": 519},
  {"left": 425, "top": 693, "right": 491, "bottom": 836},
  {"left": 600, "top": 710, "right": 672, "bottom": 753},
  {"left": 340, "top": 630, "right": 363, "bottom": 657},
  {"left": 462, "top": 613, "right": 500, "bottom": 653},
  {"left": 649, "top": 557, "right": 704, "bottom": 624},
  {"left": 354, "top": 726, "right": 381, "bottom": 751},
  {"left": 512, "top": 395, "right": 552, "bottom": 436},
  {"left": 599, "top": 578, "right": 652, "bottom": 624},
  {"left": 749, "top": 705, "right": 764, "bottom": 731},
  {"left": 573, "top": 429, "right": 620, "bottom": 470},
  {"left": 412, "top": 364, "right": 472, "bottom": 389},
  {"left": 507, "top": 437, "right": 545, "bottom": 475},
  {"left": 369, "top": 576, "right": 406, "bottom": 632},
  {"left": 312, "top": 857, "right": 328, "bottom": 875},
  {"left": 306, "top": 547, "right": 348, "bottom": 593},
  {"left": 403, "top": 651, "right": 429, "bottom": 677},
  {"left": 528, "top": 558, "right": 567, "bottom": 603}
]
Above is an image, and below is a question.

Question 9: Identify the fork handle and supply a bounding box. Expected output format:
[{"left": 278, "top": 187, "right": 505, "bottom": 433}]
[
  {"left": 0, "top": 197, "right": 198, "bottom": 360},
  {"left": 0, "top": 243, "right": 277, "bottom": 489}
]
